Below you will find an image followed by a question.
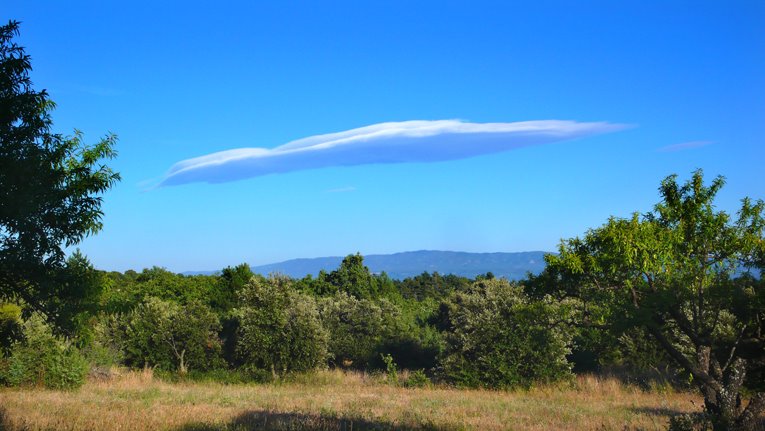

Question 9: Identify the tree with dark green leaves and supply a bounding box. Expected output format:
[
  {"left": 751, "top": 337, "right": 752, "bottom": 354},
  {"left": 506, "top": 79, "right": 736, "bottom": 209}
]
[
  {"left": 236, "top": 275, "right": 328, "bottom": 377},
  {"left": 437, "top": 277, "right": 576, "bottom": 389},
  {"left": 318, "top": 292, "right": 401, "bottom": 369},
  {"left": 0, "top": 21, "right": 120, "bottom": 334},
  {"left": 544, "top": 170, "right": 765, "bottom": 430},
  {"left": 326, "top": 253, "right": 375, "bottom": 298},
  {"left": 114, "top": 297, "right": 222, "bottom": 373}
]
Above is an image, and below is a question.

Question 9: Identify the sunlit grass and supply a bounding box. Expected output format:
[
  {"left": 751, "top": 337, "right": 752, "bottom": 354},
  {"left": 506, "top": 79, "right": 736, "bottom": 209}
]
[{"left": 0, "top": 369, "right": 701, "bottom": 430}]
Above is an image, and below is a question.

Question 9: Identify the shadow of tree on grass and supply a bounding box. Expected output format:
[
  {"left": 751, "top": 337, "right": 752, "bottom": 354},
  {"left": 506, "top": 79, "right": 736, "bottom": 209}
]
[{"left": 177, "top": 410, "right": 454, "bottom": 431}]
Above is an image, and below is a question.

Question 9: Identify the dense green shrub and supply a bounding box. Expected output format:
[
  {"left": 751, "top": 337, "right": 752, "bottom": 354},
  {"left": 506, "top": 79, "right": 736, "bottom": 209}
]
[
  {"left": 0, "top": 315, "right": 88, "bottom": 389},
  {"left": 113, "top": 297, "right": 223, "bottom": 372},
  {"left": 236, "top": 275, "right": 328, "bottom": 376},
  {"left": 296, "top": 254, "right": 400, "bottom": 299},
  {"left": 318, "top": 292, "right": 401, "bottom": 369},
  {"left": 0, "top": 303, "right": 23, "bottom": 355},
  {"left": 438, "top": 278, "right": 575, "bottom": 389},
  {"left": 377, "top": 299, "right": 443, "bottom": 371},
  {"left": 403, "top": 369, "right": 431, "bottom": 388}
]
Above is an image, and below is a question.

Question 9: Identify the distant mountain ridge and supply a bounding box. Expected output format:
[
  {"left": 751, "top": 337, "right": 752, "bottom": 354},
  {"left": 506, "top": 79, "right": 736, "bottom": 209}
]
[{"left": 229, "top": 250, "right": 549, "bottom": 280}]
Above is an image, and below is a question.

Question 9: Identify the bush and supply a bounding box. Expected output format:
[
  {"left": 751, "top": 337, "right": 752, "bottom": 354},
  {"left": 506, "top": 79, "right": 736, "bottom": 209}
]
[
  {"left": 403, "top": 369, "right": 431, "bottom": 388},
  {"left": 381, "top": 353, "right": 398, "bottom": 385},
  {"left": 668, "top": 413, "right": 713, "bottom": 431},
  {"left": 318, "top": 292, "right": 401, "bottom": 369},
  {"left": 0, "top": 315, "right": 88, "bottom": 389},
  {"left": 236, "top": 275, "right": 328, "bottom": 377},
  {"left": 438, "top": 278, "right": 575, "bottom": 389},
  {"left": 116, "top": 297, "right": 223, "bottom": 372},
  {"left": 0, "top": 303, "right": 22, "bottom": 355}
]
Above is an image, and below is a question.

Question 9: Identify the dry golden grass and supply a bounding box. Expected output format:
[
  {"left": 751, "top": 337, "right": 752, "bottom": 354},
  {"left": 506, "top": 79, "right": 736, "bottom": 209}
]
[{"left": 0, "top": 369, "right": 702, "bottom": 431}]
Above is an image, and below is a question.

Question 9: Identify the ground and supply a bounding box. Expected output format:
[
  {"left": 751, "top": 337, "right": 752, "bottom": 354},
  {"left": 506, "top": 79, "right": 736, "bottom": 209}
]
[{"left": 0, "top": 369, "right": 702, "bottom": 430}]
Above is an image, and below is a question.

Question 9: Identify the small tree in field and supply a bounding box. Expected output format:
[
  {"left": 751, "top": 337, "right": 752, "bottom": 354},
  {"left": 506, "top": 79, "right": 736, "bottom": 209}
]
[{"left": 545, "top": 170, "right": 764, "bottom": 430}]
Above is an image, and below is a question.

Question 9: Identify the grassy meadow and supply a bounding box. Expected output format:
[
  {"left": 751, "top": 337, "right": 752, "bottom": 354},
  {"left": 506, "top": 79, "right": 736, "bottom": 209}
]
[{"left": 0, "top": 369, "right": 701, "bottom": 431}]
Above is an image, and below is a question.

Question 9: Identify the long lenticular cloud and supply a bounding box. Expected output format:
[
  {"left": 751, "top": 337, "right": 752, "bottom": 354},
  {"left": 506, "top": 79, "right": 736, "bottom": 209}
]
[{"left": 158, "top": 120, "right": 627, "bottom": 187}]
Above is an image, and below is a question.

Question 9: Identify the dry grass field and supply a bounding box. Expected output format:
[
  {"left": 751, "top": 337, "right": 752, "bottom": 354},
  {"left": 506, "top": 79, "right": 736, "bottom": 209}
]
[{"left": 0, "top": 369, "right": 703, "bottom": 431}]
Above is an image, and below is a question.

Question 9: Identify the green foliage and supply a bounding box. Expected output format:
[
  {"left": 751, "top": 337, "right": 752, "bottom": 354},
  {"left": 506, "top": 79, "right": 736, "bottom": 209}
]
[
  {"left": 326, "top": 254, "right": 375, "bottom": 298},
  {"left": 0, "top": 21, "right": 120, "bottom": 335},
  {"left": 318, "top": 292, "right": 401, "bottom": 369},
  {"left": 404, "top": 369, "right": 431, "bottom": 388},
  {"left": 544, "top": 170, "right": 765, "bottom": 429},
  {"left": 0, "top": 315, "right": 88, "bottom": 389},
  {"left": 0, "top": 302, "right": 22, "bottom": 354},
  {"left": 668, "top": 413, "right": 713, "bottom": 431},
  {"left": 298, "top": 254, "right": 401, "bottom": 300},
  {"left": 381, "top": 353, "right": 398, "bottom": 385},
  {"left": 236, "top": 275, "right": 328, "bottom": 376},
  {"left": 396, "top": 272, "right": 471, "bottom": 301},
  {"left": 115, "top": 297, "right": 223, "bottom": 372},
  {"left": 217, "top": 263, "right": 253, "bottom": 313},
  {"left": 101, "top": 268, "right": 224, "bottom": 313},
  {"left": 438, "top": 278, "right": 575, "bottom": 389}
]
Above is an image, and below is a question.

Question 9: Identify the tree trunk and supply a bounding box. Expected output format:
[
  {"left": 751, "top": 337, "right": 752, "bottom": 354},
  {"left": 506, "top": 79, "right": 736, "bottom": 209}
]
[
  {"left": 734, "top": 393, "right": 765, "bottom": 431},
  {"left": 178, "top": 349, "right": 187, "bottom": 375},
  {"left": 698, "top": 357, "right": 755, "bottom": 431}
]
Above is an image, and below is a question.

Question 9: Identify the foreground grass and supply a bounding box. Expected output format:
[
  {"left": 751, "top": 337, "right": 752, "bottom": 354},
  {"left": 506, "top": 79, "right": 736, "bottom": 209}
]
[{"left": 0, "top": 369, "right": 701, "bottom": 430}]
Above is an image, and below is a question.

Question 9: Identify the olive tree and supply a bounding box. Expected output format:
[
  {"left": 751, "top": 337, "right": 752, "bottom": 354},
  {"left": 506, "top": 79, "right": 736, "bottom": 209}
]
[
  {"left": 236, "top": 275, "right": 328, "bottom": 377},
  {"left": 545, "top": 170, "right": 764, "bottom": 430},
  {"left": 437, "top": 278, "right": 576, "bottom": 389},
  {"left": 120, "top": 297, "right": 223, "bottom": 373},
  {"left": 318, "top": 292, "right": 401, "bottom": 369}
]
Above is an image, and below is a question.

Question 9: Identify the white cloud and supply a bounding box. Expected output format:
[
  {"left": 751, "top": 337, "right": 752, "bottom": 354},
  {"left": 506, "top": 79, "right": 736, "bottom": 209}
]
[
  {"left": 657, "top": 140, "right": 714, "bottom": 152},
  {"left": 157, "top": 120, "right": 627, "bottom": 187}
]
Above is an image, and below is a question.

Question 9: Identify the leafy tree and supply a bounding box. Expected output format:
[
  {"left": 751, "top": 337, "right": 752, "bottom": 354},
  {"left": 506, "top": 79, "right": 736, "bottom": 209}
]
[
  {"left": 0, "top": 21, "right": 120, "bottom": 333},
  {"left": 326, "top": 253, "right": 373, "bottom": 297},
  {"left": 217, "top": 263, "right": 253, "bottom": 365},
  {"left": 236, "top": 275, "right": 328, "bottom": 377},
  {"left": 318, "top": 292, "right": 401, "bottom": 369},
  {"left": 545, "top": 170, "right": 765, "bottom": 430},
  {"left": 217, "top": 263, "right": 253, "bottom": 312},
  {"left": 438, "top": 278, "right": 575, "bottom": 389},
  {"left": 396, "top": 272, "right": 471, "bottom": 301},
  {"left": 100, "top": 268, "right": 224, "bottom": 313},
  {"left": 117, "top": 297, "right": 222, "bottom": 372}
]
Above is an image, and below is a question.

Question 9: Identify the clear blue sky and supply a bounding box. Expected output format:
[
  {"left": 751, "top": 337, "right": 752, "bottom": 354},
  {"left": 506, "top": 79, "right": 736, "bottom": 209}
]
[{"left": 5, "top": 1, "right": 764, "bottom": 272}]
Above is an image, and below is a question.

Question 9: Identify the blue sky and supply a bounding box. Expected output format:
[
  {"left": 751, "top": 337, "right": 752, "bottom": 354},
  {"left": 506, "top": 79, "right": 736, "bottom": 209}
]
[{"left": 5, "top": 1, "right": 764, "bottom": 272}]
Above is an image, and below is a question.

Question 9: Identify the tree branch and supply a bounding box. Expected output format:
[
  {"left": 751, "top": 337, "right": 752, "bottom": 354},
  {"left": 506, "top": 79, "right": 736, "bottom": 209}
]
[{"left": 646, "top": 324, "right": 721, "bottom": 392}]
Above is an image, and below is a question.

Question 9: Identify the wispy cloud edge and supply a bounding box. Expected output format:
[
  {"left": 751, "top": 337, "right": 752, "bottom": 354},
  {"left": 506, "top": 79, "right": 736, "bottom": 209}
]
[
  {"left": 157, "top": 119, "right": 629, "bottom": 187},
  {"left": 657, "top": 140, "right": 715, "bottom": 153}
]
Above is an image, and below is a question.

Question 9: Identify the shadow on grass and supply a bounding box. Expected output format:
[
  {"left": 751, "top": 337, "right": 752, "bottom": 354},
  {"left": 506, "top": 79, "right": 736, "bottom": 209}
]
[
  {"left": 628, "top": 406, "right": 690, "bottom": 417},
  {"left": 628, "top": 406, "right": 765, "bottom": 431},
  {"left": 177, "top": 410, "right": 453, "bottom": 431},
  {"left": 0, "top": 408, "right": 12, "bottom": 431}
]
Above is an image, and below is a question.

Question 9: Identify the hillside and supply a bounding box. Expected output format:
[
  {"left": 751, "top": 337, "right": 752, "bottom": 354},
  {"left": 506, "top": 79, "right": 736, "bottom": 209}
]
[{"left": 248, "top": 250, "right": 548, "bottom": 280}]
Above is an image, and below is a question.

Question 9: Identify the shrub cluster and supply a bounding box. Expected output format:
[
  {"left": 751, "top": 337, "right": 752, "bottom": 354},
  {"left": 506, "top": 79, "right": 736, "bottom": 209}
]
[
  {"left": 2, "top": 254, "right": 658, "bottom": 390},
  {"left": 0, "top": 316, "right": 88, "bottom": 389}
]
